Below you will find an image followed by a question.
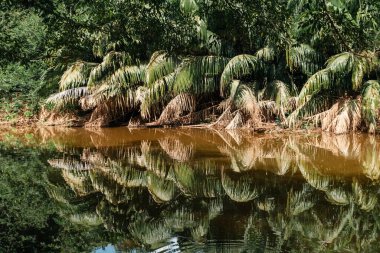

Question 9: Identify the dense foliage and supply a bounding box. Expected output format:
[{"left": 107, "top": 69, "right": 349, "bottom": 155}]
[{"left": 1, "top": 0, "right": 379, "bottom": 132}]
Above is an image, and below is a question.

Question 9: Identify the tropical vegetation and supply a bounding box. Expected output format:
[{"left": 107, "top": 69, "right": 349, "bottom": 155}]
[{"left": 1, "top": 0, "right": 379, "bottom": 132}]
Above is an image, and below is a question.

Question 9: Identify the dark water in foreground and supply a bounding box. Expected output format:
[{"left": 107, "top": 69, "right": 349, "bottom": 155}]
[{"left": 1, "top": 127, "right": 380, "bottom": 252}]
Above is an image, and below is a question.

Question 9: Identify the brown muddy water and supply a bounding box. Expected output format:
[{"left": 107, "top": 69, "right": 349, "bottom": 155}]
[{"left": 1, "top": 127, "right": 380, "bottom": 252}]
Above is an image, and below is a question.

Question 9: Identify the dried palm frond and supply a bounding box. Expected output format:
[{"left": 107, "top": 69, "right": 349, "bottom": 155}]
[
  {"left": 158, "top": 93, "right": 196, "bottom": 124},
  {"left": 225, "top": 111, "right": 244, "bottom": 129},
  {"left": 321, "top": 99, "right": 361, "bottom": 134},
  {"left": 220, "top": 54, "right": 261, "bottom": 96},
  {"left": 361, "top": 80, "right": 380, "bottom": 133},
  {"left": 222, "top": 80, "right": 261, "bottom": 124},
  {"left": 291, "top": 94, "right": 334, "bottom": 126},
  {"left": 267, "top": 80, "right": 293, "bottom": 120},
  {"left": 361, "top": 144, "right": 380, "bottom": 180}
]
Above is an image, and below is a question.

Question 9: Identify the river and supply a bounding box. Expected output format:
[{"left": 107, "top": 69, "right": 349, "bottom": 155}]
[{"left": 1, "top": 127, "right": 380, "bottom": 252}]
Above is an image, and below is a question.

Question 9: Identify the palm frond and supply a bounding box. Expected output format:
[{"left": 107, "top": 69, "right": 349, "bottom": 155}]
[
  {"left": 147, "top": 174, "right": 176, "bottom": 203},
  {"left": 287, "top": 52, "right": 355, "bottom": 126},
  {"left": 88, "top": 51, "right": 131, "bottom": 87},
  {"left": 361, "top": 80, "right": 380, "bottom": 133},
  {"left": 91, "top": 85, "right": 137, "bottom": 113},
  {"left": 159, "top": 138, "right": 193, "bottom": 161},
  {"left": 298, "top": 160, "right": 331, "bottom": 191},
  {"left": 322, "top": 99, "right": 361, "bottom": 134},
  {"left": 46, "top": 87, "right": 90, "bottom": 109},
  {"left": 158, "top": 93, "right": 196, "bottom": 124},
  {"left": 286, "top": 187, "right": 315, "bottom": 216},
  {"left": 229, "top": 80, "right": 260, "bottom": 120},
  {"left": 325, "top": 188, "right": 350, "bottom": 206},
  {"left": 174, "top": 56, "right": 228, "bottom": 95},
  {"left": 108, "top": 64, "right": 146, "bottom": 89},
  {"left": 59, "top": 62, "right": 95, "bottom": 91},
  {"left": 146, "top": 51, "right": 177, "bottom": 86},
  {"left": 220, "top": 54, "right": 260, "bottom": 96},
  {"left": 139, "top": 73, "right": 176, "bottom": 119},
  {"left": 301, "top": 52, "right": 353, "bottom": 104},
  {"left": 267, "top": 80, "right": 292, "bottom": 120},
  {"left": 287, "top": 44, "right": 322, "bottom": 75},
  {"left": 352, "top": 179, "right": 377, "bottom": 211},
  {"left": 256, "top": 47, "right": 276, "bottom": 62}
]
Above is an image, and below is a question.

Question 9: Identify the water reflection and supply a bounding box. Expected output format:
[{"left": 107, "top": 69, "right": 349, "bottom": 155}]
[{"left": 4, "top": 127, "right": 380, "bottom": 252}]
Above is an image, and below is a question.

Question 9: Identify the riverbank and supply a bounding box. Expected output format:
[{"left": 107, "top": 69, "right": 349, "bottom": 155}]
[{"left": 0, "top": 104, "right": 377, "bottom": 135}]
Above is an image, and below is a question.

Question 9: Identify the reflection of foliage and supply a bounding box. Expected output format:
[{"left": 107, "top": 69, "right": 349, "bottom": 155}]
[
  {"left": 4, "top": 129, "right": 380, "bottom": 252},
  {"left": 0, "top": 143, "right": 115, "bottom": 253},
  {"left": 0, "top": 144, "right": 60, "bottom": 252}
]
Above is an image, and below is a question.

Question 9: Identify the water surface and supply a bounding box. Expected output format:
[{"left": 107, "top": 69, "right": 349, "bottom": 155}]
[{"left": 1, "top": 127, "right": 380, "bottom": 252}]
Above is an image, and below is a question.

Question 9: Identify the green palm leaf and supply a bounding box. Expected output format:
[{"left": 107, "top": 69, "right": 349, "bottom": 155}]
[
  {"left": 59, "top": 62, "right": 95, "bottom": 91},
  {"left": 220, "top": 54, "right": 260, "bottom": 97},
  {"left": 88, "top": 51, "right": 131, "bottom": 87},
  {"left": 256, "top": 47, "right": 276, "bottom": 62},
  {"left": 46, "top": 87, "right": 90, "bottom": 109},
  {"left": 287, "top": 44, "right": 322, "bottom": 75},
  {"left": 362, "top": 80, "right": 380, "bottom": 133},
  {"left": 174, "top": 56, "right": 228, "bottom": 95},
  {"left": 145, "top": 51, "right": 177, "bottom": 86},
  {"left": 139, "top": 73, "right": 176, "bottom": 119}
]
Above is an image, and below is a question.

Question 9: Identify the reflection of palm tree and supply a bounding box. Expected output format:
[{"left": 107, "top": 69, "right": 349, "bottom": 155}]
[
  {"left": 221, "top": 170, "right": 259, "bottom": 202},
  {"left": 40, "top": 130, "right": 380, "bottom": 251},
  {"left": 147, "top": 173, "right": 176, "bottom": 203},
  {"left": 159, "top": 138, "right": 194, "bottom": 161},
  {"left": 174, "top": 163, "right": 223, "bottom": 198}
]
